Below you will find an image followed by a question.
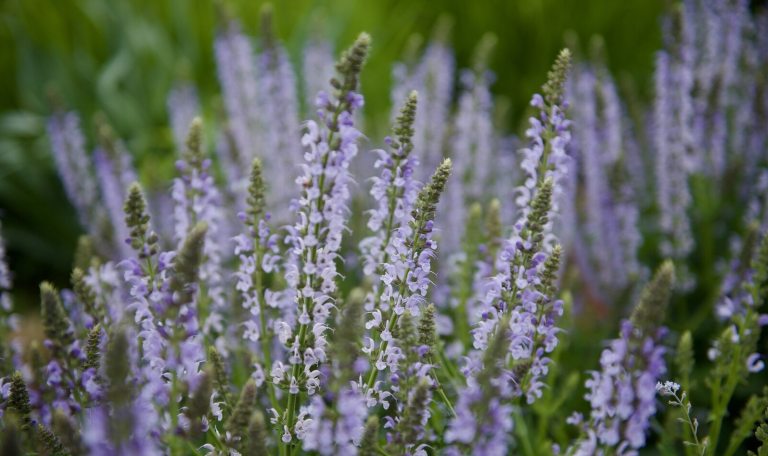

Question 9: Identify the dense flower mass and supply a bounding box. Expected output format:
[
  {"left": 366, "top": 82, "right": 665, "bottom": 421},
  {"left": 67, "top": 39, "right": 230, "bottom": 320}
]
[{"left": 2, "top": 2, "right": 768, "bottom": 455}]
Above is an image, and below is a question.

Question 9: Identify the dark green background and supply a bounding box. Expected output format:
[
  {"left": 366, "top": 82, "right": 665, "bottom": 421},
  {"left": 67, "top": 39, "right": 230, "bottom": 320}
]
[{"left": 0, "top": 0, "right": 665, "bottom": 305}]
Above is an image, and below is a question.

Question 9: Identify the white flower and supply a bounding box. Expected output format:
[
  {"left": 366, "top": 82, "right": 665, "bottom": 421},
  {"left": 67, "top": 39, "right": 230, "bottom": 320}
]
[{"left": 655, "top": 380, "right": 680, "bottom": 396}]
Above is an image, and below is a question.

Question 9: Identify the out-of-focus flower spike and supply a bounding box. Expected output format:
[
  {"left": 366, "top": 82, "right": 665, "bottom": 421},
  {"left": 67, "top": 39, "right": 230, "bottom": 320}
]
[
  {"left": 167, "top": 84, "right": 201, "bottom": 153},
  {"left": 93, "top": 115, "right": 138, "bottom": 259},
  {"left": 47, "top": 111, "right": 102, "bottom": 235},
  {"left": 360, "top": 416, "right": 380, "bottom": 456},
  {"left": 83, "top": 324, "right": 102, "bottom": 373},
  {"left": 207, "top": 346, "right": 232, "bottom": 409},
  {"left": 0, "top": 220, "right": 11, "bottom": 314},
  {"left": 675, "top": 330, "right": 694, "bottom": 389},
  {"left": 225, "top": 380, "right": 258, "bottom": 447},
  {"left": 185, "top": 368, "right": 212, "bottom": 438},
  {"left": 40, "top": 283, "right": 75, "bottom": 357},
  {"left": 169, "top": 222, "right": 207, "bottom": 304},
  {"left": 124, "top": 182, "right": 159, "bottom": 261},
  {"left": 8, "top": 372, "right": 32, "bottom": 426},
  {"left": 36, "top": 424, "right": 68, "bottom": 455},
  {"left": 330, "top": 288, "right": 365, "bottom": 384},
  {"left": 245, "top": 411, "right": 269, "bottom": 455},
  {"left": 630, "top": 260, "right": 675, "bottom": 334},
  {"left": 446, "top": 315, "right": 513, "bottom": 453},
  {"left": 256, "top": 5, "right": 303, "bottom": 219},
  {"left": 214, "top": 10, "right": 261, "bottom": 172},
  {"left": 440, "top": 34, "right": 496, "bottom": 257}
]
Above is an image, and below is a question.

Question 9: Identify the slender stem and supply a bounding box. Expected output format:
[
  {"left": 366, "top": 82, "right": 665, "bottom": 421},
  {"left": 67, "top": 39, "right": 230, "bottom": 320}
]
[{"left": 670, "top": 391, "right": 706, "bottom": 456}]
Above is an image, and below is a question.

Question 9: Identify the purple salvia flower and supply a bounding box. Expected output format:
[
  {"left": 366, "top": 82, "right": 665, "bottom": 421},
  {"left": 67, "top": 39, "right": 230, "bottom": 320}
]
[
  {"left": 257, "top": 32, "right": 303, "bottom": 221},
  {"left": 303, "top": 385, "right": 368, "bottom": 455},
  {"left": 363, "top": 160, "right": 451, "bottom": 393},
  {"left": 171, "top": 119, "right": 228, "bottom": 339},
  {"left": 214, "top": 19, "right": 261, "bottom": 176},
  {"left": 275, "top": 34, "right": 370, "bottom": 443},
  {"left": 359, "top": 91, "right": 420, "bottom": 304},
  {"left": 569, "top": 321, "right": 667, "bottom": 454},
  {"left": 47, "top": 112, "right": 110, "bottom": 247},
  {"left": 461, "top": 53, "right": 572, "bottom": 432},
  {"left": 93, "top": 143, "right": 137, "bottom": 259},
  {"left": 654, "top": 51, "right": 694, "bottom": 288},
  {"left": 440, "top": 67, "right": 495, "bottom": 258},
  {"left": 0, "top": 220, "right": 11, "bottom": 313},
  {"left": 391, "top": 39, "right": 455, "bottom": 183},
  {"left": 569, "top": 66, "right": 641, "bottom": 295},
  {"left": 568, "top": 262, "right": 673, "bottom": 455}
]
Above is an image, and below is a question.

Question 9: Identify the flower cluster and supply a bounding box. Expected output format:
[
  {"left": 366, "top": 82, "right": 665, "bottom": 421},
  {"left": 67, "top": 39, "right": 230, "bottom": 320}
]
[{"left": 1, "top": 3, "right": 768, "bottom": 455}]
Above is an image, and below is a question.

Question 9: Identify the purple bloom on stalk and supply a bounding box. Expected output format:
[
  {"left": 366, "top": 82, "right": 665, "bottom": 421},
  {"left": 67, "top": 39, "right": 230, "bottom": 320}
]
[
  {"left": 571, "top": 322, "right": 666, "bottom": 454},
  {"left": 440, "top": 57, "right": 496, "bottom": 259},
  {"left": 257, "top": 10, "right": 303, "bottom": 220},
  {"left": 364, "top": 160, "right": 451, "bottom": 394},
  {"left": 0, "top": 220, "right": 11, "bottom": 313},
  {"left": 391, "top": 31, "right": 454, "bottom": 184},
  {"left": 467, "top": 51, "right": 571, "bottom": 403},
  {"left": 360, "top": 92, "right": 420, "bottom": 284},
  {"left": 274, "top": 33, "right": 370, "bottom": 443},
  {"left": 654, "top": 42, "right": 694, "bottom": 289},
  {"left": 568, "top": 262, "right": 674, "bottom": 455},
  {"left": 569, "top": 65, "right": 642, "bottom": 296},
  {"left": 303, "top": 385, "right": 368, "bottom": 455},
  {"left": 171, "top": 119, "right": 228, "bottom": 339},
  {"left": 214, "top": 18, "right": 261, "bottom": 174},
  {"left": 47, "top": 111, "right": 109, "bottom": 246},
  {"left": 92, "top": 133, "right": 138, "bottom": 259}
]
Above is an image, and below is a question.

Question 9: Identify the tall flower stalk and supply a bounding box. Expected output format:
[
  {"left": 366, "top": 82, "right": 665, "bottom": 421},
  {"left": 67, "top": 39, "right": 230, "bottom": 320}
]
[{"left": 274, "top": 34, "right": 370, "bottom": 453}]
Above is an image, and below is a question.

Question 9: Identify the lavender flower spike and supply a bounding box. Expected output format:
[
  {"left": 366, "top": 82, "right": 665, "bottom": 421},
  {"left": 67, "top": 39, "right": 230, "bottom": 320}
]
[
  {"left": 257, "top": 7, "right": 303, "bottom": 220},
  {"left": 276, "top": 33, "right": 370, "bottom": 448},
  {"left": 171, "top": 118, "right": 228, "bottom": 340},
  {"left": 48, "top": 111, "right": 109, "bottom": 247},
  {"left": 214, "top": 14, "right": 261, "bottom": 183},
  {"left": 359, "top": 91, "right": 420, "bottom": 281},
  {"left": 363, "top": 159, "right": 452, "bottom": 392},
  {"left": 567, "top": 262, "right": 674, "bottom": 455},
  {"left": 467, "top": 50, "right": 572, "bottom": 406},
  {"left": 0, "top": 220, "right": 11, "bottom": 314}
]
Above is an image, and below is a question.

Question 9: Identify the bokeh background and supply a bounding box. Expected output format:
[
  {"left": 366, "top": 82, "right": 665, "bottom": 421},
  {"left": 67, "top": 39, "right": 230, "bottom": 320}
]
[{"left": 0, "top": 0, "right": 667, "bottom": 308}]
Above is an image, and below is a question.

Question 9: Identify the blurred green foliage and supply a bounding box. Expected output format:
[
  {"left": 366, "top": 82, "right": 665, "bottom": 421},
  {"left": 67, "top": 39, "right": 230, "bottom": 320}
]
[{"left": 0, "top": 0, "right": 664, "bottom": 304}]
